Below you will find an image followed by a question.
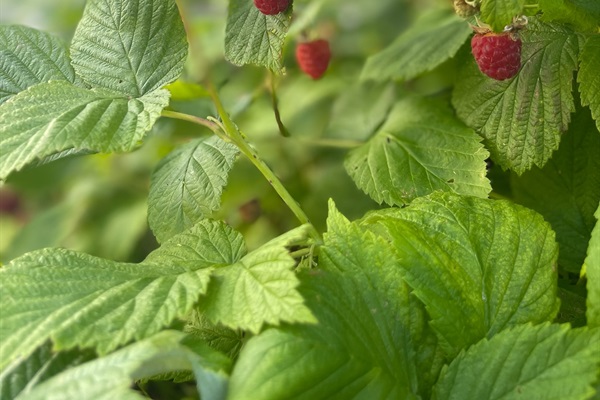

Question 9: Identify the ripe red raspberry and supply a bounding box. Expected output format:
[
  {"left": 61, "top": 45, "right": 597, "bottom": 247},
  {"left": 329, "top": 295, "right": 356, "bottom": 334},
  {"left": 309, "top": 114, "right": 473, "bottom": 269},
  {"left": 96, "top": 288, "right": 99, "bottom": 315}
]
[
  {"left": 295, "top": 39, "right": 331, "bottom": 80},
  {"left": 253, "top": 0, "right": 290, "bottom": 15},
  {"left": 471, "top": 33, "right": 522, "bottom": 80}
]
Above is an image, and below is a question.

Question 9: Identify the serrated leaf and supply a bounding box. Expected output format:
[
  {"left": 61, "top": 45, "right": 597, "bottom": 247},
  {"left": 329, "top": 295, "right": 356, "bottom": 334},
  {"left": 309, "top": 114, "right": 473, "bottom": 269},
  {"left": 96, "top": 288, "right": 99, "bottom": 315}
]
[
  {"left": 184, "top": 310, "right": 245, "bottom": 360},
  {"left": 361, "top": 10, "right": 472, "bottom": 82},
  {"left": 225, "top": 0, "right": 292, "bottom": 73},
  {"left": 540, "top": 0, "right": 600, "bottom": 32},
  {"left": 198, "top": 225, "right": 317, "bottom": 333},
  {"left": 14, "top": 331, "right": 229, "bottom": 400},
  {"left": 70, "top": 0, "right": 188, "bottom": 96},
  {"left": 511, "top": 104, "right": 600, "bottom": 273},
  {"left": 480, "top": 0, "right": 525, "bottom": 32},
  {"left": 345, "top": 97, "right": 491, "bottom": 206},
  {"left": 0, "top": 25, "right": 81, "bottom": 104},
  {"left": 0, "top": 81, "right": 168, "bottom": 180},
  {"left": 0, "top": 220, "right": 243, "bottom": 369},
  {"left": 453, "top": 19, "right": 580, "bottom": 174},
  {"left": 432, "top": 324, "right": 600, "bottom": 400},
  {"left": 586, "top": 205, "right": 600, "bottom": 328},
  {"left": 228, "top": 202, "right": 443, "bottom": 400},
  {"left": 145, "top": 219, "right": 246, "bottom": 268},
  {"left": 579, "top": 35, "right": 600, "bottom": 131},
  {"left": 148, "top": 136, "right": 239, "bottom": 243},
  {"left": 361, "top": 192, "right": 560, "bottom": 357},
  {"left": 0, "top": 342, "right": 95, "bottom": 400}
]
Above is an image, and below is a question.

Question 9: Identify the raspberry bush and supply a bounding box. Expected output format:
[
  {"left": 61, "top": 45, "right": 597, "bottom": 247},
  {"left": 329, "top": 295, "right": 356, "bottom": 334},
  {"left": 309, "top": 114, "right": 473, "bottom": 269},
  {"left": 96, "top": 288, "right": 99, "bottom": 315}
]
[{"left": 0, "top": 0, "right": 599, "bottom": 399}]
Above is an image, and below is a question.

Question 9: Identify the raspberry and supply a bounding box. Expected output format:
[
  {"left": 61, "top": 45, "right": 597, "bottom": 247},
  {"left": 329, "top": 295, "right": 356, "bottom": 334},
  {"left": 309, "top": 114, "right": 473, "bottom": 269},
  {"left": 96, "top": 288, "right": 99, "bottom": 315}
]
[
  {"left": 253, "top": 0, "right": 290, "bottom": 15},
  {"left": 471, "top": 32, "right": 522, "bottom": 80},
  {"left": 295, "top": 39, "right": 331, "bottom": 80}
]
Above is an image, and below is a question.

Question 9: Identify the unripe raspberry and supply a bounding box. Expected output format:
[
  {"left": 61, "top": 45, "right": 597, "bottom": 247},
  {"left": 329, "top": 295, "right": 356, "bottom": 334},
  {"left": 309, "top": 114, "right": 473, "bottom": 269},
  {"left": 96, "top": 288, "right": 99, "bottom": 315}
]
[
  {"left": 453, "top": 0, "right": 479, "bottom": 17},
  {"left": 254, "top": 0, "right": 290, "bottom": 15},
  {"left": 471, "top": 32, "right": 522, "bottom": 80},
  {"left": 295, "top": 39, "right": 331, "bottom": 80}
]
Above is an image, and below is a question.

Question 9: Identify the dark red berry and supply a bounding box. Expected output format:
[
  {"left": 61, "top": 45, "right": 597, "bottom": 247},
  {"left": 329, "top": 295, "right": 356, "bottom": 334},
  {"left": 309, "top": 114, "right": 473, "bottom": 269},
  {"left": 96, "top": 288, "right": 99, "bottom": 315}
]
[
  {"left": 295, "top": 39, "right": 331, "bottom": 80},
  {"left": 471, "top": 33, "right": 522, "bottom": 80},
  {"left": 253, "top": 0, "right": 290, "bottom": 15}
]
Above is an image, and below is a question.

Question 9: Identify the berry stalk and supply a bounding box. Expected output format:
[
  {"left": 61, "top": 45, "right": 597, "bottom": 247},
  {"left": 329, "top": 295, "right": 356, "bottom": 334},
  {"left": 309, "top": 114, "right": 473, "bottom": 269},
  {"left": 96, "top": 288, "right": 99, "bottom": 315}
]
[{"left": 207, "top": 83, "right": 322, "bottom": 242}]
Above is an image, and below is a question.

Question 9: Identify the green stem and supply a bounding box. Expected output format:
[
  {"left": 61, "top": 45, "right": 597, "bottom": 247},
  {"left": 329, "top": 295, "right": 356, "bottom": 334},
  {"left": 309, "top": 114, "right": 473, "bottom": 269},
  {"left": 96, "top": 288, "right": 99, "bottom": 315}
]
[
  {"left": 207, "top": 84, "right": 321, "bottom": 242},
  {"left": 161, "top": 110, "right": 220, "bottom": 134}
]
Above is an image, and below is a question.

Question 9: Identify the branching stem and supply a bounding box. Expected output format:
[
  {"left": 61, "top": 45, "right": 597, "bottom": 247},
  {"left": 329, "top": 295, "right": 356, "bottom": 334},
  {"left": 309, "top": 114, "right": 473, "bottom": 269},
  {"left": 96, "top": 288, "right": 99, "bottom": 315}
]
[{"left": 163, "top": 85, "right": 321, "bottom": 242}]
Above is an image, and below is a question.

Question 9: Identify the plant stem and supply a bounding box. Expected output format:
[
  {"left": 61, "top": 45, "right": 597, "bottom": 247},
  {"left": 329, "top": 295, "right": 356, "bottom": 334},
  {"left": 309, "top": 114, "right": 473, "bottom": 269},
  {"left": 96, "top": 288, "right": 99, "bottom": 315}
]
[
  {"left": 206, "top": 84, "right": 321, "bottom": 242},
  {"left": 161, "top": 110, "right": 220, "bottom": 134}
]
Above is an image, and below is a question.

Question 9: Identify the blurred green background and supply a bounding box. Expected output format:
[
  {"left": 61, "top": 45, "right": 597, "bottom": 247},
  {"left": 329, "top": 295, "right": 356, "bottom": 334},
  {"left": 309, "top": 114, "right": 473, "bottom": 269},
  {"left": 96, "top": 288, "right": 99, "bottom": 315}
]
[{"left": 0, "top": 0, "right": 454, "bottom": 264}]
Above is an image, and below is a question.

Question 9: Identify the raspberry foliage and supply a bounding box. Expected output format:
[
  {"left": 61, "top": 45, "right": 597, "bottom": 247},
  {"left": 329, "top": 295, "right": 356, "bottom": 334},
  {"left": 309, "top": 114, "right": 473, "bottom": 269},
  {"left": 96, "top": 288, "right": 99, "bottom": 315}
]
[{"left": 1, "top": 0, "right": 600, "bottom": 399}]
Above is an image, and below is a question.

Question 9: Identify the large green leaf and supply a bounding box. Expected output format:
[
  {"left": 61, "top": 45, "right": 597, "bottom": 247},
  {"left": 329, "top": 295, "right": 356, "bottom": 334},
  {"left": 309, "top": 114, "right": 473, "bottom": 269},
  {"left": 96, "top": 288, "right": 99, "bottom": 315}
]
[
  {"left": 361, "top": 10, "right": 471, "bottom": 82},
  {"left": 148, "top": 136, "right": 239, "bottom": 243},
  {"left": 198, "top": 225, "right": 317, "bottom": 333},
  {"left": 224, "top": 0, "right": 292, "bottom": 73},
  {"left": 228, "top": 203, "right": 442, "bottom": 400},
  {"left": 0, "top": 342, "right": 95, "bottom": 400},
  {"left": 540, "top": 0, "right": 600, "bottom": 32},
  {"left": 480, "top": 0, "right": 525, "bottom": 32},
  {"left": 432, "top": 324, "right": 600, "bottom": 400},
  {"left": 14, "top": 331, "right": 230, "bottom": 400},
  {"left": 0, "top": 219, "right": 241, "bottom": 370},
  {"left": 345, "top": 97, "right": 491, "bottom": 206},
  {"left": 0, "top": 81, "right": 167, "bottom": 180},
  {"left": 361, "top": 192, "right": 560, "bottom": 357},
  {"left": 579, "top": 35, "right": 600, "bottom": 131},
  {"left": 511, "top": 104, "right": 600, "bottom": 273},
  {"left": 453, "top": 19, "right": 580, "bottom": 174},
  {"left": 70, "top": 0, "right": 188, "bottom": 96},
  {"left": 0, "top": 25, "right": 80, "bottom": 104},
  {"left": 586, "top": 205, "right": 600, "bottom": 328}
]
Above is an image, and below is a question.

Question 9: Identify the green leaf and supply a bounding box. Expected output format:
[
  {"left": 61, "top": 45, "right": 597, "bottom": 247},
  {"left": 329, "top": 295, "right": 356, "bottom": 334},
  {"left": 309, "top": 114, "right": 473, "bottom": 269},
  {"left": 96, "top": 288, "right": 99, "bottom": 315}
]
[
  {"left": 198, "top": 225, "right": 317, "bottom": 333},
  {"left": 0, "top": 219, "right": 244, "bottom": 369},
  {"left": 166, "top": 80, "right": 210, "bottom": 101},
  {"left": 0, "top": 25, "right": 81, "bottom": 104},
  {"left": 145, "top": 219, "right": 246, "bottom": 268},
  {"left": 361, "top": 10, "right": 472, "bottom": 82},
  {"left": 361, "top": 192, "right": 560, "bottom": 357},
  {"left": 70, "top": 0, "right": 188, "bottom": 96},
  {"left": 432, "top": 324, "right": 600, "bottom": 400},
  {"left": 540, "top": 0, "right": 600, "bottom": 32},
  {"left": 14, "top": 331, "right": 228, "bottom": 400},
  {"left": 579, "top": 35, "right": 600, "bottom": 131},
  {"left": 345, "top": 97, "right": 491, "bottom": 206},
  {"left": 148, "top": 136, "right": 239, "bottom": 243},
  {"left": 480, "top": 0, "right": 526, "bottom": 32},
  {"left": 224, "top": 0, "right": 292, "bottom": 73},
  {"left": 0, "top": 81, "right": 167, "bottom": 180},
  {"left": 0, "top": 342, "right": 95, "bottom": 400},
  {"left": 586, "top": 204, "right": 600, "bottom": 328},
  {"left": 326, "top": 81, "right": 396, "bottom": 141},
  {"left": 184, "top": 310, "right": 245, "bottom": 360},
  {"left": 228, "top": 202, "right": 443, "bottom": 400},
  {"left": 453, "top": 19, "right": 580, "bottom": 174},
  {"left": 511, "top": 104, "right": 600, "bottom": 273}
]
